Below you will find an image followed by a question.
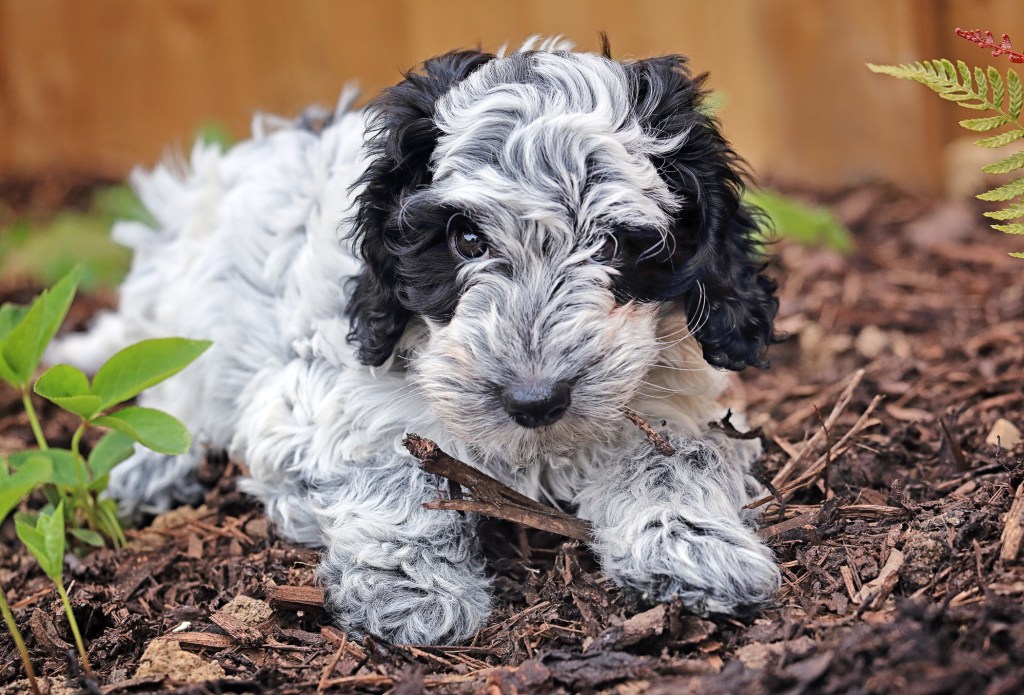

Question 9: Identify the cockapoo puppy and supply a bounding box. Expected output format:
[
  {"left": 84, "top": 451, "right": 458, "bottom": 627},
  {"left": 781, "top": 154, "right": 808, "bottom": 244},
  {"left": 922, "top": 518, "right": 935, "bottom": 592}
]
[{"left": 53, "top": 38, "right": 782, "bottom": 645}]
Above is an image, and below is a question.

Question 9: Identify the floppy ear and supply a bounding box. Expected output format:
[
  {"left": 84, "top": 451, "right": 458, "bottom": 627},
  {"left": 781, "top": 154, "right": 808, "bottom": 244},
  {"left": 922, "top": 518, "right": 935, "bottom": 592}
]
[
  {"left": 347, "top": 50, "right": 495, "bottom": 366},
  {"left": 626, "top": 56, "right": 779, "bottom": 371}
]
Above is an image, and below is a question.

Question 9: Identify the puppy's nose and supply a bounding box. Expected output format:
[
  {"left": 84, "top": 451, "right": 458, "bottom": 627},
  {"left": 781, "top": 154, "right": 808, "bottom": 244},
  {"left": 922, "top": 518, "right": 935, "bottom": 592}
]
[{"left": 500, "top": 380, "right": 572, "bottom": 428}]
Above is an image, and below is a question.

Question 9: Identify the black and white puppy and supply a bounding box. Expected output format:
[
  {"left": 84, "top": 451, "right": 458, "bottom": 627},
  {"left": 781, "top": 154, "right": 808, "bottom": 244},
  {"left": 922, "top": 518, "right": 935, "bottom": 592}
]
[{"left": 53, "top": 38, "right": 781, "bottom": 644}]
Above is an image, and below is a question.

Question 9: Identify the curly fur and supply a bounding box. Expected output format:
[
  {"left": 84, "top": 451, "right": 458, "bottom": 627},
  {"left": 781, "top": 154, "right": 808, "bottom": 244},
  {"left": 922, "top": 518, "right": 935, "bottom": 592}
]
[{"left": 48, "top": 39, "right": 781, "bottom": 645}]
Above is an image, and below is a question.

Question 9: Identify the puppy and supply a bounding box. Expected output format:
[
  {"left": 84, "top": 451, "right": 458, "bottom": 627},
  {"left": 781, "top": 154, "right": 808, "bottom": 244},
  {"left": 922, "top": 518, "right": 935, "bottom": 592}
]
[{"left": 52, "top": 38, "right": 782, "bottom": 645}]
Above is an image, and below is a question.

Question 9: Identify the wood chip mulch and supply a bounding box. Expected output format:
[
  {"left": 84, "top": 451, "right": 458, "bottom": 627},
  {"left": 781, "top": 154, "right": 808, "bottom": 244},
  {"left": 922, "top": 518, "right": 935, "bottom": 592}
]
[{"left": 2, "top": 183, "right": 1023, "bottom": 694}]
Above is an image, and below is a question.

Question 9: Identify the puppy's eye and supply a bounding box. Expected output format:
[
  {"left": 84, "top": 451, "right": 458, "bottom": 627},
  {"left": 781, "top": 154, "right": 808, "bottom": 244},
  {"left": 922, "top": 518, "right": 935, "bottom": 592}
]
[
  {"left": 593, "top": 235, "right": 619, "bottom": 264},
  {"left": 448, "top": 218, "right": 489, "bottom": 260}
]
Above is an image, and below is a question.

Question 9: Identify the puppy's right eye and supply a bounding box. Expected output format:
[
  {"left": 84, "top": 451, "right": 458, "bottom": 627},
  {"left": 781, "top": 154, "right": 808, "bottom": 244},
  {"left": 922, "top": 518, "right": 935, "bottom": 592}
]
[{"left": 448, "top": 217, "right": 489, "bottom": 260}]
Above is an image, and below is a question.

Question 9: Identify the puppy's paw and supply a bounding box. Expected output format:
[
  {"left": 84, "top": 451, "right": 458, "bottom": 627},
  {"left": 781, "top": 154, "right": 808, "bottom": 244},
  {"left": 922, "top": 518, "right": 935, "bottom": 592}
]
[
  {"left": 319, "top": 558, "right": 492, "bottom": 645},
  {"left": 599, "top": 511, "right": 781, "bottom": 617}
]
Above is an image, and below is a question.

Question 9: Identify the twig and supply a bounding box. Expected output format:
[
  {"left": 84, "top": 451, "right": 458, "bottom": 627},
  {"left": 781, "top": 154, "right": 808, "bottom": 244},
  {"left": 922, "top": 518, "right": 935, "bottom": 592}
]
[
  {"left": 708, "top": 409, "right": 762, "bottom": 440},
  {"left": 771, "top": 369, "right": 865, "bottom": 490},
  {"left": 403, "top": 434, "right": 594, "bottom": 542},
  {"left": 622, "top": 408, "right": 676, "bottom": 456}
]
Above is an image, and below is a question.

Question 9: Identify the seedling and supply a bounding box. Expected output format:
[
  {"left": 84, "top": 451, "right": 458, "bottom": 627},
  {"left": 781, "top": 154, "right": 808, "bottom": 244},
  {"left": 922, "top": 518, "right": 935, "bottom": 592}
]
[
  {"left": 868, "top": 28, "right": 1024, "bottom": 257},
  {"left": 0, "top": 458, "right": 52, "bottom": 695},
  {"left": 15, "top": 501, "right": 92, "bottom": 676},
  {"left": 1, "top": 266, "right": 210, "bottom": 547}
]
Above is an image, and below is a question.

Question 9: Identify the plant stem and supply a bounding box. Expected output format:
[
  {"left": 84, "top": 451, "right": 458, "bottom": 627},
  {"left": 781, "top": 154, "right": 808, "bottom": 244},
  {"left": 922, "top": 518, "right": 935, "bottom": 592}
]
[
  {"left": 0, "top": 584, "right": 41, "bottom": 695},
  {"left": 21, "top": 389, "right": 48, "bottom": 451},
  {"left": 54, "top": 583, "right": 91, "bottom": 677}
]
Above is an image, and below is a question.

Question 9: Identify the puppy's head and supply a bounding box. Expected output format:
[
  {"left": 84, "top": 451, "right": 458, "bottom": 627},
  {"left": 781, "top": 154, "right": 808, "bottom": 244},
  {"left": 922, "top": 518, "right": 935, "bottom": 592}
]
[{"left": 348, "top": 43, "right": 778, "bottom": 462}]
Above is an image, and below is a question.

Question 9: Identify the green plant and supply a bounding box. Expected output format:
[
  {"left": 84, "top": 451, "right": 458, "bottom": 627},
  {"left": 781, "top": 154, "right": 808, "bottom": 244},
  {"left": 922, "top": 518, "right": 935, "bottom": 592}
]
[
  {"left": 1, "top": 267, "right": 211, "bottom": 547},
  {"left": 15, "top": 501, "right": 91, "bottom": 677},
  {"left": 746, "top": 189, "right": 854, "bottom": 254},
  {"left": 0, "top": 458, "right": 52, "bottom": 695},
  {"left": 867, "top": 28, "right": 1024, "bottom": 257}
]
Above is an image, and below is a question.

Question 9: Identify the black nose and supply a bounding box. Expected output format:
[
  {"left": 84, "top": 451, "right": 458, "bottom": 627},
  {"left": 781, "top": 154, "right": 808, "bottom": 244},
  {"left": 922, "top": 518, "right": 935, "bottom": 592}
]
[{"left": 500, "top": 380, "right": 572, "bottom": 428}]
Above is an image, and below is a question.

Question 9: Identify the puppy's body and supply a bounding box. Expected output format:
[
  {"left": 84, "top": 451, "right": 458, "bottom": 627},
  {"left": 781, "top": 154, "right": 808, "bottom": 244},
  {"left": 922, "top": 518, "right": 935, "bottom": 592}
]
[{"left": 53, "top": 42, "right": 781, "bottom": 644}]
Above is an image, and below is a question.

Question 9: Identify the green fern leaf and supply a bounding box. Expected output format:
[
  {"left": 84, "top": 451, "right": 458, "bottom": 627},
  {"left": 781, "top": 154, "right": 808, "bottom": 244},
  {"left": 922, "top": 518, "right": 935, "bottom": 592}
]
[
  {"left": 987, "top": 67, "right": 1004, "bottom": 109},
  {"left": 982, "top": 151, "right": 1024, "bottom": 174},
  {"left": 960, "top": 115, "right": 1010, "bottom": 131},
  {"left": 974, "top": 66, "right": 989, "bottom": 101},
  {"left": 1009, "top": 69, "right": 1023, "bottom": 120},
  {"left": 984, "top": 203, "right": 1024, "bottom": 220},
  {"left": 975, "top": 130, "right": 1024, "bottom": 148},
  {"left": 992, "top": 223, "right": 1024, "bottom": 235},
  {"left": 977, "top": 177, "right": 1024, "bottom": 201}
]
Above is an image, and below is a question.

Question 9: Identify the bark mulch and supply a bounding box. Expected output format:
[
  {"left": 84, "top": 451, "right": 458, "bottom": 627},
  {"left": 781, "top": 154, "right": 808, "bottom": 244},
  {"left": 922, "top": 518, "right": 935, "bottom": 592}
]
[{"left": 2, "top": 183, "right": 1023, "bottom": 694}]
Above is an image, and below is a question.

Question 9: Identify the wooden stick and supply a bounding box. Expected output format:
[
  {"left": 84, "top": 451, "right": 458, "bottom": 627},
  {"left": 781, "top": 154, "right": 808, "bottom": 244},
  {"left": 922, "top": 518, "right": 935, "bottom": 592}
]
[
  {"left": 622, "top": 408, "right": 676, "bottom": 456},
  {"left": 404, "top": 434, "right": 594, "bottom": 542}
]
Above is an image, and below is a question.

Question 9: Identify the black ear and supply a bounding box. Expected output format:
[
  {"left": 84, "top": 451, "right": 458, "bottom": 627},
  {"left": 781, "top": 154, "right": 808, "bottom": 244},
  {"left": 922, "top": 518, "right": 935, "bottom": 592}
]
[
  {"left": 626, "top": 56, "right": 779, "bottom": 371},
  {"left": 347, "top": 50, "right": 495, "bottom": 366}
]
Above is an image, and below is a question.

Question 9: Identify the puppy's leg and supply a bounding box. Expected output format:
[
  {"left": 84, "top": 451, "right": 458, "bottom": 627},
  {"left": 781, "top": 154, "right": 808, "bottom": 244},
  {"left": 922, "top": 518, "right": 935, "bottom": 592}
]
[
  {"left": 237, "top": 359, "right": 491, "bottom": 645},
  {"left": 106, "top": 446, "right": 205, "bottom": 516},
  {"left": 310, "top": 459, "right": 491, "bottom": 645},
  {"left": 576, "top": 434, "right": 780, "bottom": 616}
]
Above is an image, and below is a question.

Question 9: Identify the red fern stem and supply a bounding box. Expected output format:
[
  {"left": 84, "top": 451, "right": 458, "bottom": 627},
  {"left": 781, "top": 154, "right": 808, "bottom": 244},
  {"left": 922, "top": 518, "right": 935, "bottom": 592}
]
[{"left": 955, "top": 28, "right": 1024, "bottom": 64}]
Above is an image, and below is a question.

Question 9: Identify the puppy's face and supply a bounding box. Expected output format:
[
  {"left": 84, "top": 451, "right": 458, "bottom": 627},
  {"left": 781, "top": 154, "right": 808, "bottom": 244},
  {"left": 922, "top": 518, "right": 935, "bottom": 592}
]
[{"left": 348, "top": 47, "right": 778, "bottom": 463}]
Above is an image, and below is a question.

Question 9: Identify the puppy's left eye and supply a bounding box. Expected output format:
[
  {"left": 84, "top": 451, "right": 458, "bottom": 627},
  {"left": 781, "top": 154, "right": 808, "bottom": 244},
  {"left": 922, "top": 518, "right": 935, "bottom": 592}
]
[
  {"left": 593, "top": 235, "right": 619, "bottom": 264},
  {"left": 448, "top": 217, "right": 489, "bottom": 260}
]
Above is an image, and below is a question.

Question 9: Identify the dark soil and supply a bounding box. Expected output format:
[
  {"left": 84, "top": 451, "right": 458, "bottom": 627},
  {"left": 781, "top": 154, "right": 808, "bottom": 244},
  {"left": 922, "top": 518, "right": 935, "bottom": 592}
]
[{"left": 2, "top": 182, "right": 1023, "bottom": 694}]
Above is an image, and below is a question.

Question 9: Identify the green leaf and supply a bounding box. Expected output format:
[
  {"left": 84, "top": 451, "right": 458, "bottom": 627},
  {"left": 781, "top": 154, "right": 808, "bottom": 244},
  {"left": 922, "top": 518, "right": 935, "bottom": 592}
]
[
  {"left": 94, "top": 406, "right": 191, "bottom": 455},
  {"left": 977, "top": 177, "right": 1024, "bottom": 202},
  {"left": 15, "top": 500, "right": 66, "bottom": 583},
  {"left": 69, "top": 527, "right": 105, "bottom": 548},
  {"left": 0, "top": 456, "right": 52, "bottom": 522},
  {"left": 1009, "top": 68, "right": 1023, "bottom": 121},
  {"left": 10, "top": 449, "right": 83, "bottom": 490},
  {"left": 992, "top": 223, "right": 1024, "bottom": 235},
  {"left": 0, "top": 267, "right": 82, "bottom": 387},
  {"left": 87, "top": 431, "right": 135, "bottom": 484},
  {"left": 745, "top": 190, "right": 854, "bottom": 254},
  {"left": 1010, "top": 252, "right": 1024, "bottom": 258},
  {"left": 34, "top": 364, "right": 103, "bottom": 420},
  {"left": 91, "top": 338, "right": 211, "bottom": 410},
  {"left": 982, "top": 151, "right": 1024, "bottom": 175},
  {"left": 974, "top": 66, "right": 988, "bottom": 102},
  {"left": 975, "top": 130, "right": 1024, "bottom": 148},
  {"left": 984, "top": 203, "right": 1024, "bottom": 220},
  {"left": 987, "top": 66, "right": 1004, "bottom": 109},
  {"left": 959, "top": 115, "right": 1009, "bottom": 132},
  {"left": 0, "top": 304, "right": 29, "bottom": 340}
]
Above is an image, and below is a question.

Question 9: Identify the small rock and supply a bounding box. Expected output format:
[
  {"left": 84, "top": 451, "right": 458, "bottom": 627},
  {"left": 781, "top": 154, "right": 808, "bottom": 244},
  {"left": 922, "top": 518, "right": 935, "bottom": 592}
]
[
  {"left": 901, "top": 534, "right": 947, "bottom": 590},
  {"left": 854, "top": 325, "right": 888, "bottom": 359},
  {"left": 986, "top": 418, "right": 1022, "bottom": 449},
  {"left": 134, "top": 639, "right": 226, "bottom": 683},
  {"left": 735, "top": 635, "right": 815, "bottom": 670},
  {"left": 221, "top": 594, "right": 274, "bottom": 625}
]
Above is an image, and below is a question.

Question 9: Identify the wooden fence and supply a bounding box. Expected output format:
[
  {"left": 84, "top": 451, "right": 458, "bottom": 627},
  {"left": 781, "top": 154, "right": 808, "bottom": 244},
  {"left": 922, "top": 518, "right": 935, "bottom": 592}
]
[{"left": 0, "top": 0, "right": 1020, "bottom": 192}]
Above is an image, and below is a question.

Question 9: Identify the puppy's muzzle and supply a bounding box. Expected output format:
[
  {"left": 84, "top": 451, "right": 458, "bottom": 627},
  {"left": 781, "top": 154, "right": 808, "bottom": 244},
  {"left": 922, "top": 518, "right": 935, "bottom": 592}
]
[{"left": 499, "top": 380, "right": 571, "bottom": 428}]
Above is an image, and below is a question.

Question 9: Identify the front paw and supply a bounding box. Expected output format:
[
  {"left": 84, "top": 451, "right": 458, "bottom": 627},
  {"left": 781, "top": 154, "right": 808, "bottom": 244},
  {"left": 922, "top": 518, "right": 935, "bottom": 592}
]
[
  {"left": 318, "top": 556, "right": 492, "bottom": 645},
  {"left": 597, "top": 511, "right": 781, "bottom": 616}
]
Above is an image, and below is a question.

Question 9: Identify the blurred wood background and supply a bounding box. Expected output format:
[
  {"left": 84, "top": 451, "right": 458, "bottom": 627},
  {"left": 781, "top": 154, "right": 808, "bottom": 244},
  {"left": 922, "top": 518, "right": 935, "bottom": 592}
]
[{"left": 0, "top": 0, "right": 1020, "bottom": 192}]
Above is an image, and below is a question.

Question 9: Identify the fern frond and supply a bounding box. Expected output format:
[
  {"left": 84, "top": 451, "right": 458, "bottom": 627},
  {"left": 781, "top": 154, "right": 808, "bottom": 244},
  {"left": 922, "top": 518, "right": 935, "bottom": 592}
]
[
  {"left": 975, "top": 129, "right": 1024, "bottom": 148},
  {"left": 977, "top": 177, "right": 1024, "bottom": 201},
  {"left": 982, "top": 151, "right": 1024, "bottom": 174},
  {"left": 960, "top": 115, "right": 1010, "bottom": 131},
  {"left": 984, "top": 203, "right": 1024, "bottom": 220},
  {"left": 870, "top": 53, "right": 1024, "bottom": 257},
  {"left": 988, "top": 67, "right": 1005, "bottom": 108},
  {"left": 992, "top": 223, "right": 1024, "bottom": 234},
  {"left": 1010, "top": 69, "right": 1023, "bottom": 119}
]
